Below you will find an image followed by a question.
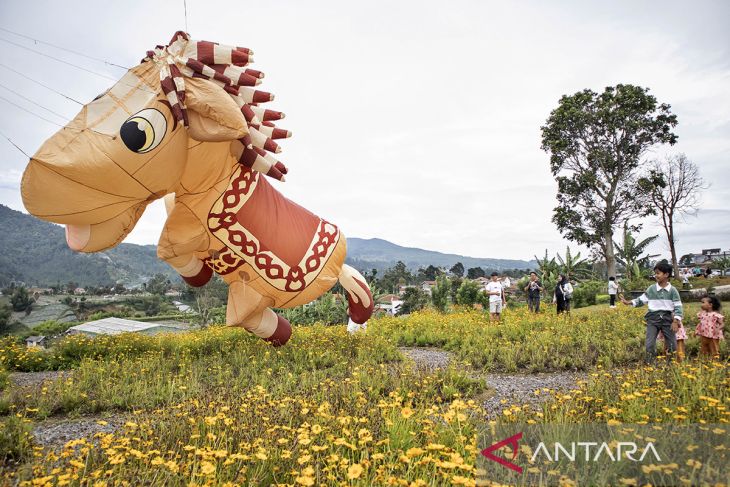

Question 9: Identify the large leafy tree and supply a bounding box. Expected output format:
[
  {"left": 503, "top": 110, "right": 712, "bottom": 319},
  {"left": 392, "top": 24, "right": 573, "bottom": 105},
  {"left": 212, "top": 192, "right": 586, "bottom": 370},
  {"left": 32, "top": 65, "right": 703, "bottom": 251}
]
[{"left": 541, "top": 84, "right": 678, "bottom": 277}]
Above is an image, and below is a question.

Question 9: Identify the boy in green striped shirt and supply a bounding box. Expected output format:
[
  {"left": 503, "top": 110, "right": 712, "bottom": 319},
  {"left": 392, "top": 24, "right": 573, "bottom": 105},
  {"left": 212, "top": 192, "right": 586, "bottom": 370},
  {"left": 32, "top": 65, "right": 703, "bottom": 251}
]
[{"left": 620, "top": 261, "right": 683, "bottom": 364}]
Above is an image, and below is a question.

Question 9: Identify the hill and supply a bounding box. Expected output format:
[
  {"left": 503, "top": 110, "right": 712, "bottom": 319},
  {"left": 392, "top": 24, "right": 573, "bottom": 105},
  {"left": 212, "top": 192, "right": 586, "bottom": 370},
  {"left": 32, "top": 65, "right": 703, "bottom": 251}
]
[
  {"left": 345, "top": 237, "right": 534, "bottom": 273},
  {"left": 0, "top": 204, "right": 177, "bottom": 287},
  {"left": 0, "top": 205, "right": 533, "bottom": 287}
]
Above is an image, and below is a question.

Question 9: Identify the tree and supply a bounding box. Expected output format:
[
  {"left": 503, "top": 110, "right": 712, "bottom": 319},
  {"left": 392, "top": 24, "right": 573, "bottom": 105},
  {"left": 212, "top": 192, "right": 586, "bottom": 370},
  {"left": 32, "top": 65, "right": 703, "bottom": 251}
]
[
  {"left": 466, "top": 267, "right": 485, "bottom": 279},
  {"left": 431, "top": 276, "right": 450, "bottom": 313},
  {"left": 377, "top": 261, "right": 413, "bottom": 294},
  {"left": 398, "top": 287, "right": 428, "bottom": 315},
  {"left": 146, "top": 273, "right": 172, "bottom": 295},
  {"left": 456, "top": 279, "right": 482, "bottom": 307},
  {"left": 541, "top": 84, "right": 678, "bottom": 277},
  {"left": 417, "top": 265, "right": 441, "bottom": 282},
  {"left": 534, "top": 250, "right": 559, "bottom": 282},
  {"left": 614, "top": 225, "right": 659, "bottom": 280},
  {"left": 0, "top": 304, "right": 11, "bottom": 333},
  {"left": 646, "top": 154, "right": 706, "bottom": 279},
  {"left": 449, "top": 262, "right": 464, "bottom": 278},
  {"left": 10, "top": 287, "right": 32, "bottom": 312},
  {"left": 556, "top": 246, "right": 593, "bottom": 281}
]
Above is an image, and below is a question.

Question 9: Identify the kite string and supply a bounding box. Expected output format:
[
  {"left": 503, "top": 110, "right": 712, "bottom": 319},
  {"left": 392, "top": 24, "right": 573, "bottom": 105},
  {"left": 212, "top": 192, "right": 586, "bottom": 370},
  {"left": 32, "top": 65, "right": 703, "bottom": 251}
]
[
  {"left": 0, "top": 26, "right": 129, "bottom": 70},
  {"left": 0, "top": 81, "right": 70, "bottom": 121},
  {"left": 0, "top": 129, "right": 31, "bottom": 158},
  {"left": 184, "top": 0, "right": 189, "bottom": 33},
  {"left": 0, "top": 36, "right": 158, "bottom": 95},
  {"left": 0, "top": 63, "right": 84, "bottom": 105}
]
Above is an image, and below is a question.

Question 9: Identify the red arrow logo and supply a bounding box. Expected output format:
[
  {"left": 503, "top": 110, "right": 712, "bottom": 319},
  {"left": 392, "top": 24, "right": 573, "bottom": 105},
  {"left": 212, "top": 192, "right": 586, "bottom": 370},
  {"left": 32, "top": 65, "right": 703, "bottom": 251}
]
[{"left": 481, "top": 432, "right": 523, "bottom": 473}]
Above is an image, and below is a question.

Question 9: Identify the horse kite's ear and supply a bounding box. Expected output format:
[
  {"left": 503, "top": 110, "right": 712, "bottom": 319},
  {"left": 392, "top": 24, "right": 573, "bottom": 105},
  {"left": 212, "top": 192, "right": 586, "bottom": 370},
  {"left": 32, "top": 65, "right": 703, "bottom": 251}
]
[{"left": 185, "top": 77, "right": 249, "bottom": 142}]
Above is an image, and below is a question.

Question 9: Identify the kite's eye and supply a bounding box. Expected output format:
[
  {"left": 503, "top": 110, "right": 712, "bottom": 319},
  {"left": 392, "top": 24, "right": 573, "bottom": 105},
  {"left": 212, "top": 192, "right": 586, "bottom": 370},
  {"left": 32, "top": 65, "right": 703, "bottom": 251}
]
[{"left": 120, "top": 108, "right": 167, "bottom": 153}]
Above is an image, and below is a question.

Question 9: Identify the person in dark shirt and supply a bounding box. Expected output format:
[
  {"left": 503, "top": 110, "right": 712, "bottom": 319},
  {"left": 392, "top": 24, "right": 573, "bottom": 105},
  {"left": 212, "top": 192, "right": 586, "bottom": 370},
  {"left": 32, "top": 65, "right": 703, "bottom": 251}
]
[{"left": 524, "top": 271, "right": 543, "bottom": 312}]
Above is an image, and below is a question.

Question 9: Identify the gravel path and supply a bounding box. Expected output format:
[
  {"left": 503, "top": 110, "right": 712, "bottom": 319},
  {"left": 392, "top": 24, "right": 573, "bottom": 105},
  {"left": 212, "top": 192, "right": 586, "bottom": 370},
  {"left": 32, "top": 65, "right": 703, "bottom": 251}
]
[
  {"left": 398, "top": 347, "right": 452, "bottom": 370},
  {"left": 31, "top": 416, "right": 127, "bottom": 449},
  {"left": 10, "top": 370, "right": 71, "bottom": 388},
  {"left": 480, "top": 371, "right": 586, "bottom": 419},
  {"left": 398, "top": 347, "right": 586, "bottom": 418}
]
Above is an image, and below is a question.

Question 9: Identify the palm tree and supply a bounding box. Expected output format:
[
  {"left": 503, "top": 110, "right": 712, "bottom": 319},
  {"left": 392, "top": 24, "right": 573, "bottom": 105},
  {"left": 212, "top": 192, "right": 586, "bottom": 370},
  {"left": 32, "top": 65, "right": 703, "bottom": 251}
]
[
  {"left": 614, "top": 226, "right": 660, "bottom": 280},
  {"left": 556, "top": 246, "right": 593, "bottom": 281}
]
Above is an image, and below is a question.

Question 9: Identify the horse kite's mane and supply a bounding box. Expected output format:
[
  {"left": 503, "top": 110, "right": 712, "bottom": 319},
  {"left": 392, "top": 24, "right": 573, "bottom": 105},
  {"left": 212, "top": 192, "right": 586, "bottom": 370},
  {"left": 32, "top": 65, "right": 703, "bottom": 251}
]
[{"left": 143, "top": 31, "right": 290, "bottom": 177}]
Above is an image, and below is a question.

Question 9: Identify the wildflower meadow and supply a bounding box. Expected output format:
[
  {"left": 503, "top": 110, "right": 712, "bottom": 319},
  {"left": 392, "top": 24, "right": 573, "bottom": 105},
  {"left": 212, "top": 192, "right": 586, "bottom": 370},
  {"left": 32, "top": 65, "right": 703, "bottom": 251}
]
[{"left": 0, "top": 306, "right": 727, "bottom": 486}]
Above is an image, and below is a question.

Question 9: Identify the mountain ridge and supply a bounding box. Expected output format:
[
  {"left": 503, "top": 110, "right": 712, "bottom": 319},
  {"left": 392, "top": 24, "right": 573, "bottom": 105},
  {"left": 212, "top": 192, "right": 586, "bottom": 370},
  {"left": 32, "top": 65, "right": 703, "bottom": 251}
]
[
  {"left": 345, "top": 237, "right": 534, "bottom": 273},
  {"left": 0, "top": 205, "right": 534, "bottom": 286}
]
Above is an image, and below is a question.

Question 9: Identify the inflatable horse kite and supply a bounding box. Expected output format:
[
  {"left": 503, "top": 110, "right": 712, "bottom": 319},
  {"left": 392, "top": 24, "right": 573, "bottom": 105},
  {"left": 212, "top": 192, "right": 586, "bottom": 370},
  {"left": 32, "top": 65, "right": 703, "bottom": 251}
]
[{"left": 21, "top": 32, "right": 373, "bottom": 345}]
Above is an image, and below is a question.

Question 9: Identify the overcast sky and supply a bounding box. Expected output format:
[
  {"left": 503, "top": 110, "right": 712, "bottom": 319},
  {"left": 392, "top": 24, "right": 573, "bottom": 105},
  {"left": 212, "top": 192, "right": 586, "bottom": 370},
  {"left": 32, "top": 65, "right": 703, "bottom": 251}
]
[{"left": 0, "top": 0, "right": 728, "bottom": 263}]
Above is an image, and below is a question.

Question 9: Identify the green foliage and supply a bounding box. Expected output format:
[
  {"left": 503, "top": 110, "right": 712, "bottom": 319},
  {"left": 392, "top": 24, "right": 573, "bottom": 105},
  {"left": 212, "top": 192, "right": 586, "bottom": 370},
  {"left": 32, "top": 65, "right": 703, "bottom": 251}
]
[
  {"left": 614, "top": 225, "right": 659, "bottom": 280},
  {"left": 713, "top": 256, "right": 730, "bottom": 271},
  {"left": 182, "top": 276, "right": 228, "bottom": 326},
  {"left": 449, "top": 277, "right": 462, "bottom": 303},
  {"left": 0, "top": 416, "right": 33, "bottom": 464},
  {"left": 541, "top": 84, "right": 678, "bottom": 275},
  {"left": 556, "top": 246, "right": 593, "bottom": 281},
  {"left": 280, "top": 293, "right": 347, "bottom": 325},
  {"left": 430, "top": 276, "right": 450, "bottom": 313},
  {"left": 10, "top": 287, "right": 32, "bottom": 312},
  {"left": 571, "top": 280, "right": 605, "bottom": 308},
  {"left": 376, "top": 261, "right": 414, "bottom": 294},
  {"left": 144, "top": 273, "right": 172, "bottom": 295},
  {"left": 25, "top": 320, "right": 74, "bottom": 338},
  {"left": 416, "top": 265, "right": 442, "bottom": 281},
  {"left": 0, "top": 305, "right": 10, "bottom": 331},
  {"left": 455, "top": 279, "right": 482, "bottom": 306},
  {"left": 449, "top": 262, "right": 464, "bottom": 278},
  {"left": 466, "top": 267, "right": 485, "bottom": 279},
  {"left": 398, "top": 287, "right": 428, "bottom": 315}
]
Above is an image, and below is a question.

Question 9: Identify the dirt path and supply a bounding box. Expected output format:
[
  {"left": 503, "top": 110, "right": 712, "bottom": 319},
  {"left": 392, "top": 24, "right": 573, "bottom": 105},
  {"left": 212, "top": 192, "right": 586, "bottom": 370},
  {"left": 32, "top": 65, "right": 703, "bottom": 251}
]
[{"left": 398, "top": 347, "right": 587, "bottom": 418}]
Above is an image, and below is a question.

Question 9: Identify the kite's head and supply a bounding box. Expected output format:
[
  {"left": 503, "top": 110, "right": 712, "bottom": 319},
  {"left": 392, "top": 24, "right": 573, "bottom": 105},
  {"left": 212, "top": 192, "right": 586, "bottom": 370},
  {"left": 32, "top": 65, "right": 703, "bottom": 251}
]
[{"left": 21, "top": 32, "right": 287, "bottom": 253}]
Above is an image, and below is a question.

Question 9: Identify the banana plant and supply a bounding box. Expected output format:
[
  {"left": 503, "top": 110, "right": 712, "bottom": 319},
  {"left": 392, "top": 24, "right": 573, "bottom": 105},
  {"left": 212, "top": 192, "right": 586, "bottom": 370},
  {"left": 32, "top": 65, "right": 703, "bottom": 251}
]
[
  {"left": 556, "top": 246, "right": 594, "bottom": 281},
  {"left": 614, "top": 226, "right": 660, "bottom": 280}
]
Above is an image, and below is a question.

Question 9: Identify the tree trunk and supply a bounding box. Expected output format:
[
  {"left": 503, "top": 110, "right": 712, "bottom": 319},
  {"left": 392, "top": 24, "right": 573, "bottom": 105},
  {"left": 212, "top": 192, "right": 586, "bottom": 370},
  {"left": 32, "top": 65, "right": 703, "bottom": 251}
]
[
  {"left": 668, "top": 227, "right": 679, "bottom": 279},
  {"left": 663, "top": 213, "right": 680, "bottom": 279},
  {"left": 605, "top": 230, "right": 616, "bottom": 278}
]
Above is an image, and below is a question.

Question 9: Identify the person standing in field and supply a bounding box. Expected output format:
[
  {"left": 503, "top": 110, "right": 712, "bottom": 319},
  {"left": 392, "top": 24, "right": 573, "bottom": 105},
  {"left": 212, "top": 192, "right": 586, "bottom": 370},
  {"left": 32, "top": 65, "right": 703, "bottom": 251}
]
[
  {"left": 485, "top": 272, "right": 506, "bottom": 321},
  {"left": 554, "top": 274, "right": 573, "bottom": 314},
  {"left": 608, "top": 276, "right": 619, "bottom": 308},
  {"left": 695, "top": 295, "right": 724, "bottom": 359},
  {"left": 620, "top": 262, "right": 683, "bottom": 364},
  {"left": 524, "top": 271, "right": 542, "bottom": 313}
]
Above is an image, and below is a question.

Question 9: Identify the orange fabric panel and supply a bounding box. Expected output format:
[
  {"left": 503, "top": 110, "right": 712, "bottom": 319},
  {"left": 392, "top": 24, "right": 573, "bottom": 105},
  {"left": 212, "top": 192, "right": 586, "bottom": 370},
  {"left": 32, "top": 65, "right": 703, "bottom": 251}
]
[{"left": 234, "top": 175, "right": 320, "bottom": 269}]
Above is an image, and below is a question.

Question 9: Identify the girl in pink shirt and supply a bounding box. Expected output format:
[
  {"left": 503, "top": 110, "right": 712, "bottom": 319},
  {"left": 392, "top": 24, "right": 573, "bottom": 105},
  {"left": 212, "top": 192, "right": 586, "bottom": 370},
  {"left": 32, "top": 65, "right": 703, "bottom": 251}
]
[{"left": 696, "top": 296, "right": 724, "bottom": 359}]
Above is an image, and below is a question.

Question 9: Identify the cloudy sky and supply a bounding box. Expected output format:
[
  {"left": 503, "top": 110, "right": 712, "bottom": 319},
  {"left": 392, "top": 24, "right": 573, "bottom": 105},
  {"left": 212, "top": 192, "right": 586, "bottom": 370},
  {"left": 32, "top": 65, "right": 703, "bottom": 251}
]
[{"left": 0, "top": 0, "right": 728, "bottom": 263}]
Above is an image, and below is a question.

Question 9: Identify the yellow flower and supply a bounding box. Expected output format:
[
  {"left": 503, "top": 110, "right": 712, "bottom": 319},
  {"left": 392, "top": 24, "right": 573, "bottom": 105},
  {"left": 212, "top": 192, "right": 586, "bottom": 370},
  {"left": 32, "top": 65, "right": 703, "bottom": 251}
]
[
  {"left": 295, "top": 475, "right": 315, "bottom": 486},
  {"left": 406, "top": 447, "right": 425, "bottom": 457},
  {"left": 200, "top": 461, "right": 216, "bottom": 475},
  {"left": 347, "top": 463, "right": 364, "bottom": 479},
  {"left": 401, "top": 407, "right": 414, "bottom": 419}
]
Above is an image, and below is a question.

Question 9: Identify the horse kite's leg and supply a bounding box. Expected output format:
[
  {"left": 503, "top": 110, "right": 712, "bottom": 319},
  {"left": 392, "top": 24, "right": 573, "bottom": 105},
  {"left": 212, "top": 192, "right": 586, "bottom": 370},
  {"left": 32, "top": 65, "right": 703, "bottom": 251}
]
[{"left": 227, "top": 280, "right": 292, "bottom": 346}]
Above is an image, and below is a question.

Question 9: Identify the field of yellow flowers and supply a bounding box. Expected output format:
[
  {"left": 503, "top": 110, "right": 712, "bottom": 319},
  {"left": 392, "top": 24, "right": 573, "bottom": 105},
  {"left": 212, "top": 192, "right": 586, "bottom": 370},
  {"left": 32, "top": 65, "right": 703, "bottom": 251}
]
[{"left": 0, "top": 307, "right": 727, "bottom": 485}]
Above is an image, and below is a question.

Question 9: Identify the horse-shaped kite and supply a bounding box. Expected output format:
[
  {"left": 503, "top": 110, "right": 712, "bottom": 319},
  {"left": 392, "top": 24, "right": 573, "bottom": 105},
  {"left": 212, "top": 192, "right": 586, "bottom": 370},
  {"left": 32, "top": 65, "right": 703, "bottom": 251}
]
[{"left": 21, "top": 32, "right": 373, "bottom": 345}]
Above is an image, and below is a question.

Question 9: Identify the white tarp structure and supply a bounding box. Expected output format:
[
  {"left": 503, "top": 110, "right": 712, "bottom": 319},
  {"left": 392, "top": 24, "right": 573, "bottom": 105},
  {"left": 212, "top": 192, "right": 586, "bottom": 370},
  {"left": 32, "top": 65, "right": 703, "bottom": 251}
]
[{"left": 67, "top": 317, "right": 184, "bottom": 337}]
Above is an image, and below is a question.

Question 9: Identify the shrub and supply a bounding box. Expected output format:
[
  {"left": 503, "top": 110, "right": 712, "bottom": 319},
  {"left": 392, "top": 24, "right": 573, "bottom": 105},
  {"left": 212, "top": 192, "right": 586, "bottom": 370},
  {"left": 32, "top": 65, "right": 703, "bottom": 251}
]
[
  {"left": 455, "top": 280, "right": 481, "bottom": 307},
  {"left": 430, "top": 276, "right": 450, "bottom": 312},
  {"left": 571, "top": 280, "right": 605, "bottom": 308}
]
